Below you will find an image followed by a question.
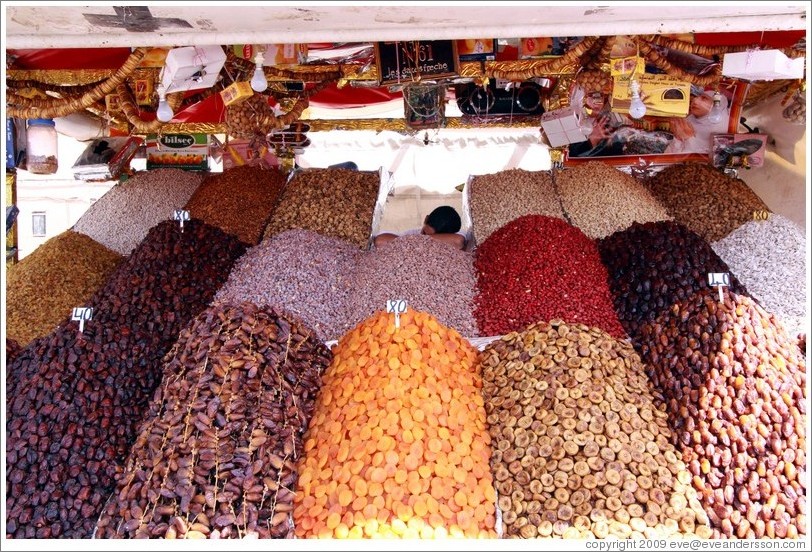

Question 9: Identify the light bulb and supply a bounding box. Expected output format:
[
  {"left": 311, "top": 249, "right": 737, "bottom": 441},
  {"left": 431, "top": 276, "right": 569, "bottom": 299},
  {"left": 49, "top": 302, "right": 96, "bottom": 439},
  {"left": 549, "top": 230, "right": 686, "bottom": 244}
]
[
  {"left": 707, "top": 91, "right": 724, "bottom": 123},
  {"left": 251, "top": 52, "right": 267, "bottom": 92},
  {"left": 156, "top": 85, "right": 174, "bottom": 122},
  {"left": 579, "top": 110, "right": 594, "bottom": 135},
  {"left": 628, "top": 80, "right": 647, "bottom": 119}
]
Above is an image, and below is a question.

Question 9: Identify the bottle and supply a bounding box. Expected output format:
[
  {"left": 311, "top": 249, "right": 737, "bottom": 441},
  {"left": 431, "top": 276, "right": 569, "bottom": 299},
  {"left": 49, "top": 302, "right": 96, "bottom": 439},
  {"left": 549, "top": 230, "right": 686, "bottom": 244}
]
[{"left": 26, "top": 118, "right": 58, "bottom": 174}]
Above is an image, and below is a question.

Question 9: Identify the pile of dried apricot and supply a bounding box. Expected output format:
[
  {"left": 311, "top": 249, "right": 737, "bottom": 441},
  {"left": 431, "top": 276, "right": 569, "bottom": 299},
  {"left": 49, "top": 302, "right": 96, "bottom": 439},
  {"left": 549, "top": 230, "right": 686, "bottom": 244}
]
[{"left": 294, "top": 309, "right": 497, "bottom": 538}]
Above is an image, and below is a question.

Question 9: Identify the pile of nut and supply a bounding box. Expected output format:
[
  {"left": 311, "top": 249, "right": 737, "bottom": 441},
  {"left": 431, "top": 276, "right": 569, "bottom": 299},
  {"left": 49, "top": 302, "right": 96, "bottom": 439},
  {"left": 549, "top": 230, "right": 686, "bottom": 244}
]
[
  {"left": 474, "top": 215, "right": 626, "bottom": 339},
  {"left": 214, "top": 229, "right": 362, "bottom": 342},
  {"left": 95, "top": 302, "right": 331, "bottom": 538},
  {"left": 711, "top": 214, "right": 807, "bottom": 338},
  {"left": 480, "top": 319, "right": 711, "bottom": 539},
  {"left": 646, "top": 163, "right": 772, "bottom": 243},
  {"left": 347, "top": 234, "right": 479, "bottom": 338},
  {"left": 185, "top": 164, "right": 287, "bottom": 245},
  {"left": 556, "top": 161, "right": 671, "bottom": 239},
  {"left": 5, "top": 220, "right": 246, "bottom": 538},
  {"left": 226, "top": 94, "right": 276, "bottom": 140},
  {"left": 72, "top": 168, "right": 203, "bottom": 255},
  {"left": 638, "top": 290, "right": 807, "bottom": 539},
  {"left": 5, "top": 230, "right": 123, "bottom": 346},
  {"left": 263, "top": 168, "right": 381, "bottom": 249},
  {"left": 598, "top": 221, "right": 749, "bottom": 344},
  {"left": 468, "top": 169, "right": 565, "bottom": 246}
]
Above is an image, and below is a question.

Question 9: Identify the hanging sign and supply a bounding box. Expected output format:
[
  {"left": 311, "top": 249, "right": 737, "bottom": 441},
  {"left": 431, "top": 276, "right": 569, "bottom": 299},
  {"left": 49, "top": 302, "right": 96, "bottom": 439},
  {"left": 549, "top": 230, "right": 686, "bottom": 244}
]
[{"left": 375, "top": 40, "right": 459, "bottom": 86}]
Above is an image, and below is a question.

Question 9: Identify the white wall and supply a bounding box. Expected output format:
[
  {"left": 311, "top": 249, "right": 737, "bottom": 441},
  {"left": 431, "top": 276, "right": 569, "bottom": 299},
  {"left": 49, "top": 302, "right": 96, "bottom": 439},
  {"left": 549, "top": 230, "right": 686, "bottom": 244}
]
[{"left": 13, "top": 133, "right": 117, "bottom": 259}]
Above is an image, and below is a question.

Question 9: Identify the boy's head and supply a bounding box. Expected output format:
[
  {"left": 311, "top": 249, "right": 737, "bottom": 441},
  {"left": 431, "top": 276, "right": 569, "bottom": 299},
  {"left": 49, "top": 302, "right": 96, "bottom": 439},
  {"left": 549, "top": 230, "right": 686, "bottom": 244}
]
[{"left": 422, "top": 206, "right": 462, "bottom": 235}]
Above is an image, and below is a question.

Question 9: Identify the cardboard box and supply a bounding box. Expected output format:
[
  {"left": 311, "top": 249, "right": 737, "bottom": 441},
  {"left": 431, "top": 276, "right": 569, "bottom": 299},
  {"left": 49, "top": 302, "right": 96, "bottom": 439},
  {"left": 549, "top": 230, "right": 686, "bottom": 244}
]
[
  {"left": 612, "top": 74, "right": 691, "bottom": 117},
  {"left": 146, "top": 133, "right": 209, "bottom": 171},
  {"left": 609, "top": 56, "right": 645, "bottom": 77},
  {"left": 541, "top": 107, "right": 587, "bottom": 147},
  {"left": 161, "top": 45, "right": 227, "bottom": 92},
  {"left": 222, "top": 139, "right": 279, "bottom": 170},
  {"left": 722, "top": 50, "right": 805, "bottom": 81},
  {"left": 220, "top": 81, "right": 254, "bottom": 106},
  {"left": 233, "top": 44, "right": 308, "bottom": 65}
]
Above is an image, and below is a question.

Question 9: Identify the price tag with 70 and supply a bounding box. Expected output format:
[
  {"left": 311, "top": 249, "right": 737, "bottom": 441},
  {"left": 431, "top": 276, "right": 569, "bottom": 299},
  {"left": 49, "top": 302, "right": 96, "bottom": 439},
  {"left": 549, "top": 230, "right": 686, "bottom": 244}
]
[
  {"left": 172, "top": 209, "right": 190, "bottom": 231},
  {"left": 708, "top": 272, "right": 729, "bottom": 303},
  {"left": 71, "top": 307, "right": 93, "bottom": 333},
  {"left": 386, "top": 299, "right": 407, "bottom": 328}
]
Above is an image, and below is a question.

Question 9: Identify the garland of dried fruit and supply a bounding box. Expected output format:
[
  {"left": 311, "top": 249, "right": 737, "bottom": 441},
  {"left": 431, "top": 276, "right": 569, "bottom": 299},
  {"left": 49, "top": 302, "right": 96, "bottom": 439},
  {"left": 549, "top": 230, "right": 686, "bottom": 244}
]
[
  {"left": 115, "top": 82, "right": 185, "bottom": 134},
  {"left": 6, "top": 47, "right": 150, "bottom": 119}
]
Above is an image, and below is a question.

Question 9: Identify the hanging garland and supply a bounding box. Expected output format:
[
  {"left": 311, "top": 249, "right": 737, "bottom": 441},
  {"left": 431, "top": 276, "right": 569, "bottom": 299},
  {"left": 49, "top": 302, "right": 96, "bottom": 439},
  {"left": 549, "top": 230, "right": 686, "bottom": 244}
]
[
  {"left": 640, "top": 34, "right": 803, "bottom": 59},
  {"left": 635, "top": 39, "right": 722, "bottom": 87},
  {"left": 115, "top": 82, "right": 185, "bottom": 134},
  {"left": 486, "top": 36, "right": 602, "bottom": 80},
  {"left": 6, "top": 47, "right": 150, "bottom": 119}
]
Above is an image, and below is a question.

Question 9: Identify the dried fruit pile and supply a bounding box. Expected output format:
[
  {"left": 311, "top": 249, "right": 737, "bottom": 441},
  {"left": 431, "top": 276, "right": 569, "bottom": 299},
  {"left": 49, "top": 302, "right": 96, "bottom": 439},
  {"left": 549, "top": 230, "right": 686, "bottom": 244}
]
[
  {"left": 468, "top": 169, "right": 564, "bottom": 246},
  {"left": 72, "top": 168, "right": 203, "bottom": 254},
  {"left": 95, "top": 302, "right": 331, "bottom": 538},
  {"left": 215, "top": 229, "right": 362, "bottom": 342},
  {"left": 645, "top": 163, "right": 771, "bottom": 243},
  {"left": 5, "top": 220, "right": 246, "bottom": 538},
  {"left": 293, "top": 309, "right": 497, "bottom": 538},
  {"left": 555, "top": 161, "right": 671, "bottom": 239},
  {"left": 263, "top": 168, "right": 380, "bottom": 249},
  {"left": 184, "top": 164, "right": 287, "bottom": 245},
  {"left": 6, "top": 338, "right": 22, "bottom": 364},
  {"left": 346, "top": 234, "right": 478, "bottom": 338},
  {"left": 5, "top": 230, "right": 124, "bottom": 346},
  {"left": 474, "top": 215, "right": 625, "bottom": 338},
  {"left": 481, "top": 319, "right": 711, "bottom": 539},
  {"left": 598, "top": 221, "right": 749, "bottom": 345},
  {"left": 638, "top": 290, "right": 807, "bottom": 539}
]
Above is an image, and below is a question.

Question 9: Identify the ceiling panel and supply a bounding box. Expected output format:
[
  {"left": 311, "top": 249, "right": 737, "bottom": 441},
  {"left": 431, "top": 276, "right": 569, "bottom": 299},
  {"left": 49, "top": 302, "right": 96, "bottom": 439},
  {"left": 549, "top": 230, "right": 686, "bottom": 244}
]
[{"left": 4, "top": 3, "right": 808, "bottom": 49}]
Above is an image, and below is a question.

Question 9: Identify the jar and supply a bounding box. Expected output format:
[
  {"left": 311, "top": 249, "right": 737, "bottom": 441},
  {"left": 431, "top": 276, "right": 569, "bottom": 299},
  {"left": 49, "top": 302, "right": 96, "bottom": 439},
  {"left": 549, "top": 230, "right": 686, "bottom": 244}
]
[{"left": 26, "top": 118, "right": 58, "bottom": 174}]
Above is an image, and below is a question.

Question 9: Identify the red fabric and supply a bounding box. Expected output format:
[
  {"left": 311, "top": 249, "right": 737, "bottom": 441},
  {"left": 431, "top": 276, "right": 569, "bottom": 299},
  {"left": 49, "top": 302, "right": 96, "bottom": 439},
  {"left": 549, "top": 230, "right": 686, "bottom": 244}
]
[
  {"left": 693, "top": 31, "right": 804, "bottom": 48},
  {"left": 309, "top": 82, "right": 401, "bottom": 107},
  {"left": 8, "top": 48, "right": 133, "bottom": 69}
]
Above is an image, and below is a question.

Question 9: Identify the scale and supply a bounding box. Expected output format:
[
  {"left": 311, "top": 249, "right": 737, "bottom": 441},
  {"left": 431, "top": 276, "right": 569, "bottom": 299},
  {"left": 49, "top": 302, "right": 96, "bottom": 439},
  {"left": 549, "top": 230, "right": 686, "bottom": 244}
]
[{"left": 267, "top": 122, "right": 311, "bottom": 172}]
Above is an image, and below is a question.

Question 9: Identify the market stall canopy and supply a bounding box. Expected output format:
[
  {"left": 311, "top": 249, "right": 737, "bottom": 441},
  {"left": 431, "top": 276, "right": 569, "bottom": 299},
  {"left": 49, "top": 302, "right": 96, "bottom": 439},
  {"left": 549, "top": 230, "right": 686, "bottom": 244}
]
[{"left": 3, "top": 4, "right": 807, "bottom": 48}]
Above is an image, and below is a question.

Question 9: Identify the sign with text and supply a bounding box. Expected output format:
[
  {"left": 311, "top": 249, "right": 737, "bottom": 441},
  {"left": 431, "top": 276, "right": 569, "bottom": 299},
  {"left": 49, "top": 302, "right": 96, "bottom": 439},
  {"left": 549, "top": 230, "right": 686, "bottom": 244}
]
[{"left": 375, "top": 40, "right": 459, "bottom": 86}]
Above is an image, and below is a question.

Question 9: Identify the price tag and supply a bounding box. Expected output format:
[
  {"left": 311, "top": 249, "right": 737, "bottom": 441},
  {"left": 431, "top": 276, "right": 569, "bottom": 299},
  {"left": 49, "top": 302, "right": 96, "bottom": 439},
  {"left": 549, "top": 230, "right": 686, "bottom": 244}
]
[
  {"left": 708, "top": 272, "right": 730, "bottom": 303},
  {"left": 172, "top": 209, "right": 190, "bottom": 231},
  {"left": 386, "top": 299, "right": 408, "bottom": 328},
  {"left": 71, "top": 307, "right": 93, "bottom": 333},
  {"left": 753, "top": 210, "right": 770, "bottom": 221}
]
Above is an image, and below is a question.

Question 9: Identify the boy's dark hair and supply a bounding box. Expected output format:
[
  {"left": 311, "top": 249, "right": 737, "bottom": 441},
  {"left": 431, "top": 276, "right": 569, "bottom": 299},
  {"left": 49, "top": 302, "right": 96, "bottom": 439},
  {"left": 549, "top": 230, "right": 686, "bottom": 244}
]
[{"left": 425, "top": 206, "right": 461, "bottom": 234}]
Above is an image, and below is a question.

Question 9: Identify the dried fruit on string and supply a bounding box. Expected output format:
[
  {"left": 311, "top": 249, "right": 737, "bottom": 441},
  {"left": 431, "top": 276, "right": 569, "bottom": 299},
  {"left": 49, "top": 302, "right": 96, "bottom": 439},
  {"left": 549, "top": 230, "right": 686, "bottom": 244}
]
[
  {"left": 638, "top": 290, "right": 807, "bottom": 539},
  {"left": 481, "top": 319, "right": 711, "bottom": 539},
  {"left": 5, "top": 220, "right": 246, "bottom": 539},
  {"left": 95, "top": 302, "right": 331, "bottom": 539},
  {"left": 474, "top": 214, "right": 625, "bottom": 339},
  {"left": 5, "top": 230, "right": 123, "bottom": 347},
  {"left": 294, "top": 309, "right": 497, "bottom": 539},
  {"left": 598, "top": 220, "right": 750, "bottom": 345},
  {"left": 185, "top": 164, "right": 287, "bottom": 245}
]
